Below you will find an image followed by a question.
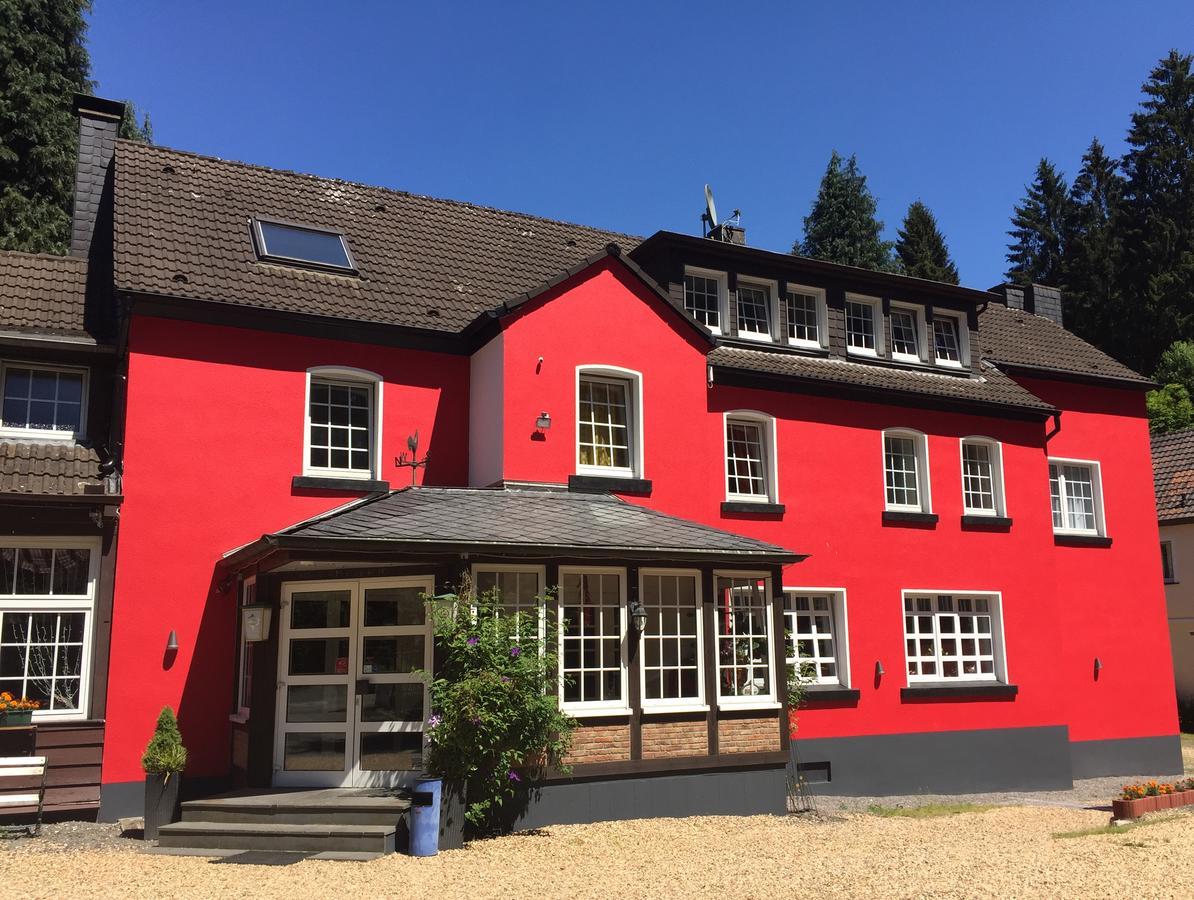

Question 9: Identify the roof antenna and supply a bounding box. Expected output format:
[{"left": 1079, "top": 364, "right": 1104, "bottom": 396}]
[{"left": 701, "top": 184, "right": 741, "bottom": 241}]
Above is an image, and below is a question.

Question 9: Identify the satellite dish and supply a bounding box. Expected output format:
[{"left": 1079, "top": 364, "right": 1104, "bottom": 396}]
[{"left": 704, "top": 184, "right": 719, "bottom": 229}]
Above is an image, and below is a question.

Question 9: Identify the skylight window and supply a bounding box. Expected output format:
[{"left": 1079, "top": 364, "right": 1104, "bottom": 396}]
[{"left": 252, "top": 219, "right": 355, "bottom": 272}]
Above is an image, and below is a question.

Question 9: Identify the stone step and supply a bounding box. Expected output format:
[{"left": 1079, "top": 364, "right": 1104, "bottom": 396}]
[
  {"left": 180, "top": 796, "right": 409, "bottom": 827},
  {"left": 156, "top": 820, "right": 397, "bottom": 855}
]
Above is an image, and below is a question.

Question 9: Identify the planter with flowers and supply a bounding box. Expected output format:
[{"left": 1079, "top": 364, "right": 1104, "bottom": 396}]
[
  {"left": 0, "top": 692, "right": 39, "bottom": 727},
  {"left": 1112, "top": 780, "right": 1194, "bottom": 820}
]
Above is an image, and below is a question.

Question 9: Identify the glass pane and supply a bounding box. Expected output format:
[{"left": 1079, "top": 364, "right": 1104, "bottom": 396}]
[
  {"left": 359, "top": 732, "right": 422, "bottom": 771},
  {"left": 362, "top": 636, "right": 424, "bottom": 674},
  {"left": 284, "top": 732, "right": 346, "bottom": 771},
  {"left": 0, "top": 548, "right": 14, "bottom": 593},
  {"left": 289, "top": 638, "right": 349, "bottom": 676},
  {"left": 290, "top": 591, "right": 351, "bottom": 629},
  {"left": 0, "top": 645, "right": 23, "bottom": 677},
  {"left": 286, "top": 684, "right": 348, "bottom": 723},
  {"left": 363, "top": 587, "right": 424, "bottom": 626},
  {"left": 51, "top": 549, "right": 90, "bottom": 595},
  {"left": 362, "top": 683, "right": 424, "bottom": 723},
  {"left": 15, "top": 549, "right": 51, "bottom": 595},
  {"left": 258, "top": 221, "right": 352, "bottom": 268}
]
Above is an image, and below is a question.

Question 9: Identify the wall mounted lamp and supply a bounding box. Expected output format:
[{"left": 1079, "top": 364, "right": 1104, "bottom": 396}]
[
  {"left": 535, "top": 411, "right": 552, "bottom": 430},
  {"left": 628, "top": 599, "right": 647, "bottom": 634},
  {"left": 166, "top": 630, "right": 179, "bottom": 652},
  {"left": 875, "top": 660, "right": 885, "bottom": 678},
  {"left": 1094, "top": 657, "right": 1103, "bottom": 675}
]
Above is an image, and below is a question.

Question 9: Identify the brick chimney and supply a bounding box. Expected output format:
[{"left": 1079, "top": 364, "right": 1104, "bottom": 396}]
[
  {"left": 988, "top": 283, "right": 1064, "bottom": 328},
  {"left": 70, "top": 95, "right": 125, "bottom": 260}
]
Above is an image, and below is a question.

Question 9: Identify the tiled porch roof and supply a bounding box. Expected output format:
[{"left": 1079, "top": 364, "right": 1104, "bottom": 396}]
[{"left": 0, "top": 440, "right": 107, "bottom": 496}]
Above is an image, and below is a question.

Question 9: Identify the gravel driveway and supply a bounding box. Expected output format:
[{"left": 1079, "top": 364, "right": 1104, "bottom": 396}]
[{"left": 2, "top": 805, "right": 1193, "bottom": 899}]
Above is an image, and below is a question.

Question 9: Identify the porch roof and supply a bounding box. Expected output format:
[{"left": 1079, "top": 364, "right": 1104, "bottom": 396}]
[{"left": 221, "top": 486, "right": 803, "bottom": 570}]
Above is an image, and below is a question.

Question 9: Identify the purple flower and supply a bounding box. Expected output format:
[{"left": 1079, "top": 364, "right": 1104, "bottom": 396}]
[
  {"left": 510, "top": 646, "right": 521, "bottom": 658},
  {"left": 471, "top": 717, "right": 482, "bottom": 725},
  {"left": 500, "top": 676, "right": 511, "bottom": 684},
  {"left": 508, "top": 770, "right": 521, "bottom": 783},
  {"left": 427, "top": 714, "right": 443, "bottom": 729},
  {"left": 466, "top": 636, "right": 479, "bottom": 646}
]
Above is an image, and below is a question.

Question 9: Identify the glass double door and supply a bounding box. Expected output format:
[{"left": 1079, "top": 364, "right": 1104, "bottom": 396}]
[{"left": 274, "top": 577, "right": 432, "bottom": 787}]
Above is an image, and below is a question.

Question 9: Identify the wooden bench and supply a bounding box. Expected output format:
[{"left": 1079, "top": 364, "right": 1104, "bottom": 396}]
[{"left": 0, "top": 756, "right": 46, "bottom": 837}]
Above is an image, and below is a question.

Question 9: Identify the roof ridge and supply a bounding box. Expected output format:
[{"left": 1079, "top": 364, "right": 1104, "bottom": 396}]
[
  {"left": 0, "top": 249, "right": 88, "bottom": 266},
  {"left": 116, "top": 139, "right": 643, "bottom": 245}
]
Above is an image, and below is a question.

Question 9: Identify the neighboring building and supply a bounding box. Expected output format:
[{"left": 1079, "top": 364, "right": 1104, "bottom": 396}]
[
  {"left": 0, "top": 96, "right": 1182, "bottom": 827},
  {"left": 1153, "top": 426, "right": 1194, "bottom": 704}
]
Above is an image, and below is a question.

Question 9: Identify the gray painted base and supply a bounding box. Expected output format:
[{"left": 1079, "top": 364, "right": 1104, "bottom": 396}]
[
  {"left": 516, "top": 767, "right": 787, "bottom": 829},
  {"left": 99, "top": 776, "right": 229, "bottom": 823},
  {"left": 1070, "top": 735, "right": 1184, "bottom": 779},
  {"left": 792, "top": 726, "right": 1074, "bottom": 796}
]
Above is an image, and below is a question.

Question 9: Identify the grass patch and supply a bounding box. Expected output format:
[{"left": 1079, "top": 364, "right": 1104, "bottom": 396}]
[
  {"left": 866, "top": 802, "right": 997, "bottom": 819},
  {"left": 1053, "top": 810, "right": 1189, "bottom": 840}
]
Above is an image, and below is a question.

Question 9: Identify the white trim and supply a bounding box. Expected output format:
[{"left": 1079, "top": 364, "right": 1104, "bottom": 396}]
[
  {"left": 575, "top": 366, "right": 644, "bottom": 479},
  {"left": 901, "top": 589, "right": 1008, "bottom": 684},
  {"left": 782, "top": 587, "right": 851, "bottom": 688},
  {"left": 1048, "top": 456, "right": 1106, "bottom": 536},
  {"left": 722, "top": 410, "right": 779, "bottom": 504},
  {"left": 888, "top": 302, "right": 928, "bottom": 364},
  {"left": 712, "top": 570, "right": 777, "bottom": 708},
  {"left": 931, "top": 310, "right": 969, "bottom": 369},
  {"left": 470, "top": 563, "right": 547, "bottom": 645},
  {"left": 236, "top": 575, "right": 258, "bottom": 718},
  {"left": 959, "top": 437, "right": 1007, "bottom": 517},
  {"left": 682, "top": 266, "right": 728, "bottom": 335},
  {"left": 882, "top": 428, "right": 932, "bottom": 513},
  {"left": 557, "top": 566, "right": 630, "bottom": 715},
  {"left": 302, "top": 366, "right": 384, "bottom": 480},
  {"left": 0, "top": 362, "right": 89, "bottom": 443},
  {"left": 734, "top": 276, "right": 780, "bottom": 343},
  {"left": 638, "top": 568, "right": 704, "bottom": 711},
  {"left": 783, "top": 284, "right": 828, "bottom": 349},
  {"left": 845, "top": 293, "right": 883, "bottom": 357}
]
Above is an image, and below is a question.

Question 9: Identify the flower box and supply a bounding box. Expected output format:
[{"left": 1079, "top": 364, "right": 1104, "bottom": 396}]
[
  {"left": 0, "top": 710, "right": 33, "bottom": 727},
  {"left": 1112, "top": 797, "right": 1152, "bottom": 820}
]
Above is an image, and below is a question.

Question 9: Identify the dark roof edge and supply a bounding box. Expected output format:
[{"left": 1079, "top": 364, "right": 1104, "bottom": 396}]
[
  {"left": 0, "top": 331, "right": 115, "bottom": 353},
  {"left": 992, "top": 361, "right": 1155, "bottom": 390},
  {"left": 1159, "top": 514, "right": 1194, "bottom": 526}
]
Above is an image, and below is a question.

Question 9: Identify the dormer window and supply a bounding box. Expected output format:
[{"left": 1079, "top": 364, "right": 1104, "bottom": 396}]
[
  {"left": 846, "top": 296, "right": 882, "bottom": 356},
  {"left": 933, "top": 315, "right": 964, "bottom": 366},
  {"left": 252, "top": 219, "right": 356, "bottom": 273},
  {"left": 683, "top": 269, "right": 725, "bottom": 333},
  {"left": 889, "top": 305, "right": 925, "bottom": 363},
  {"left": 785, "top": 287, "right": 826, "bottom": 349},
  {"left": 736, "top": 280, "right": 774, "bottom": 341},
  {"left": 0, "top": 364, "right": 87, "bottom": 441}
]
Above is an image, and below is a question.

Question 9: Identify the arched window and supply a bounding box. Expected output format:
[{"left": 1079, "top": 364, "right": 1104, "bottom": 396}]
[
  {"left": 882, "top": 428, "right": 930, "bottom": 513},
  {"left": 303, "top": 366, "right": 383, "bottom": 479}
]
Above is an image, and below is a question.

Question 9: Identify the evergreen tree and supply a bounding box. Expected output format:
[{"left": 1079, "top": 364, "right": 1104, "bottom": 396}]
[
  {"left": 1005, "top": 158, "right": 1071, "bottom": 286},
  {"left": 1061, "top": 139, "right": 1123, "bottom": 349},
  {"left": 1116, "top": 50, "right": 1194, "bottom": 373},
  {"left": 0, "top": 0, "right": 93, "bottom": 254},
  {"left": 797, "top": 151, "right": 897, "bottom": 272},
  {"left": 120, "top": 101, "right": 152, "bottom": 143},
  {"left": 895, "top": 201, "right": 959, "bottom": 283}
]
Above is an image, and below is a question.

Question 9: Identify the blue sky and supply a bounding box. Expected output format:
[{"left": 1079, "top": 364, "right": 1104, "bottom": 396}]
[{"left": 89, "top": 1, "right": 1194, "bottom": 289}]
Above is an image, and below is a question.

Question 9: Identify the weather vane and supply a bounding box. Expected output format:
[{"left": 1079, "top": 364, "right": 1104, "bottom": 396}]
[{"left": 395, "top": 431, "right": 430, "bottom": 486}]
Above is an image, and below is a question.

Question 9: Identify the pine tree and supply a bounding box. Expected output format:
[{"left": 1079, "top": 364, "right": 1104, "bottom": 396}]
[
  {"left": 797, "top": 151, "right": 897, "bottom": 272},
  {"left": 1005, "top": 158, "right": 1071, "bottom": 286},
  {"left": 1061, "top": 140, "right": 1123, "bottom": 349},
  {"left": 120, "top": 102, "right": 152, "bottom": 143},
  {"left": 1116, "top": 50, "right": 1194, "bottom": 374},
  {"left": 895, "top": 201, "right": 959, "bottom": 283}
]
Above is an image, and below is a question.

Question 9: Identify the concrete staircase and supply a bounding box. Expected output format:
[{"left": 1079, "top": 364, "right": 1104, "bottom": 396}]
[{"left": 156, "top": 789, "right": 410, "bottom": 857}]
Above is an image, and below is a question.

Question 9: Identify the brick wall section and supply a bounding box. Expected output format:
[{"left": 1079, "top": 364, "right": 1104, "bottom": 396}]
[
  {"left": 717, "top": 715, "right": 780, "bottom": 755},
  {"left": 565, "top": 722, "right": 631, "bottom": 764},
  {"left": 641, "top": 719, "right": 707, "bottom": 759}
]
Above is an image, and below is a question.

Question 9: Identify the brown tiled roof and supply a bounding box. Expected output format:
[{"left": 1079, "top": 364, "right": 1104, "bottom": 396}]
[
  {"left": 0, "top": 251, "right": 91, "bottom": 338},
  {"left": 0, "top": 441, "right": 106, "bottom": 496},
  {"left": 113, "top": 141, "right": 638, "bottom": 333},
  {"left": 1152, "top": 427, "right": 1194, "bottom": 521},
  {"left": 709, "top": 345, "right": 1056, "bottom": 416},
  {"left": 978, "top": 303, "right": 1149, "bottom": 385}
]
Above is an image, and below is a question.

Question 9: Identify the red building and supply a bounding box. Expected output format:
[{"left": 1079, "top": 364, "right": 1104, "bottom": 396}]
[{"left": 0, "top": 97, "right": 1182, "bottom": 827}]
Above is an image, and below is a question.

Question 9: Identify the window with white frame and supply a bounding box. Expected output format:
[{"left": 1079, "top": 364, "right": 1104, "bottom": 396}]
[
  {"left": 736, "top": 282, "right": 773, "bottom": 340},
  {"left": 903, "top": 593, "right": 1003, "bottom": 682},
  {"left": 845, "top": 298, "right": 880, "bottom": 354},
  {"left": 961, "top": 438, "right": 1005, "bottom": 516},
  {"left": 1049, "top": 459, "right": 1104, "bottom": 535},
  {"left": 715, "top": 574, "right": 774, "bottom": 704},
  {"left": 0, "top": 541, "right": 97, "bottom": 718},
  {"left": 683, "top": 270, "right": 724, "bottom": 332},
  {"left": 559, "top": 569, "right": 626, "bottom": 710},
  {"left": 236, "top": 577, "right": 256, "bottom": 717},
  {"left": 724, "top": 413, "right": 776, "bottom": 503},
  {"left": 932, "top": 315, "right": 964, "bottom": 366},
  {"left": 474, "top": 566, "right": 544, "bottom": 639},
  {"left": 1162, "top": 542, "right": 1176, "bottom": 583},
  {"left": 884, "top": 430, "right": 929, "bottom": 512},
  {"left": 305, "top": 368, "right": 380, "bottom": 478},
  {"left": 640, "top": 571, "right": 702, "bottom": 708},
  {"left": 577, "top": 372, "right": 638, "bottom": 476},
  {"left": 889, "top": 306, "right": 923, "bottom": 362},
  {"left": 784, "top": 591, "right": 846, "bottom": 685},
  {"left": 0, "top": 363, "right": 87, "bottom": 439},
  {"left": 785, "top": 288, "right": 824, "bottom": 347}
]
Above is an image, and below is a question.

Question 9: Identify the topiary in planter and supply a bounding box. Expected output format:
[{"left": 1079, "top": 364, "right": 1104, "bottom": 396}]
[{"left": 142, "top": 706, "right": 187, "bottom": 840}]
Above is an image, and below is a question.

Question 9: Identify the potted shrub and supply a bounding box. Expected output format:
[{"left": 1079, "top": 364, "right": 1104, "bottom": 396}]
[
  {"left": 0, "top": 692, "right": 39, "bottom": 726},
  {"left": 141, "top": 706, "right": 187, "bottom": 840}
]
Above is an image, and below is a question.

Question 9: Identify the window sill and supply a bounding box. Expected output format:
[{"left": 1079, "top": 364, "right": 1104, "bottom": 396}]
[
  {"left": 801, "top": 685, "right": 860, "bottom": 703},
  {"left": 961, "top": 515, "right": 1013, "bottom": 531},
  {"left": 1053, "top": 533, "right": 1112, "bottom": 548},
  {"left": 640, "top": 704, "right": 710, "bottom": 716},
  {"left": 568, "top": 474, "right": 652, "bottom": 495},
  {"left": 882, "top": 510, "right": 938, "bottom": 526},
  {"left": 716, "top": 700, "right": 782, "bottom": 712},
  {"left": 721, "top": 501, "right": 785, "bottom": 516},
  {"left": 0, "top": 428, "right": 81, "bottom": 443},
  {"left": 292, "top": 475, "right": 390, "bottom": 493},
  {"left": 562, "top": 706, "right": 633, "bottom": 719},
  {"left": 901, "top": 682, "right": 1018, "bottom": 701},
  {"left": 228, "top": 712, "right": 249, "bottom": 725}
]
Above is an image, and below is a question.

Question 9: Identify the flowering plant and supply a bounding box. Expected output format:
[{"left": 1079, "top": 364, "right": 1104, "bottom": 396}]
[
  {"left": 1121, "top": 783, "right": 1147, "bottom": 800},
  {"left": 0, "top": 692, "right": 40, "bottom": 712},
  {"left": 418, "top": 579, "right": 575, "bottom": 835}
]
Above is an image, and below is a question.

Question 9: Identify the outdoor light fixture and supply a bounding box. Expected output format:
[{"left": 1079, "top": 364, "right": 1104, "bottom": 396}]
[
  {"left": 536, "top": 411, "right": 552, "bottom": 430},
  {"left": 166, "top": 630, "right": 179, "bottom": 652},
  {"left": 629, "top": 598, "right": 647, "bottom": 633},
  {"left": 875, "top": 660, "right": 885, "bottom": 677},
  {"left": 1094, "top": 657, "right": 1103, "bottom": 674},
  {"left": 241, "top": 604, "right": 273, "bottom": 643}
]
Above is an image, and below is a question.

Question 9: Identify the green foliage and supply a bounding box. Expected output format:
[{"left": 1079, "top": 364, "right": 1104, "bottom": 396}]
[
  {"left": 895, "top": 201, "right": 959, "bottom": 283},
  {"left": 867, "top": 802, "right": 997, "bottom": 818},
  {"left": 1155, "top": 341, "right": 1194, "bottom": 392},
  {"left": 119, "top": 101, "right": 152, "bottom": 143},
  {"left": 141, "top": 705, "right": 187, "bottom": 775},
  {"left": 420, "top": 582, "right": 575, "bottom": 834},
  {"left": 797, "top": 151, "right": 898, "bottom": 272},
  {"left": 1062, "top": 140, "right": 1124, "bottom": 349},
  {"left": 1146, "top": 384, "right": 1194, "bottom": 433},
  {"left": 1005, "top": 158, "right": 1071, "bottom": 286}
]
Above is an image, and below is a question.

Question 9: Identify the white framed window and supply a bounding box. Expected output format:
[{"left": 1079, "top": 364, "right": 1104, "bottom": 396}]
[
  {"left": 960, "top": 438, "right": 1006, "bottom": 517},
  {"left": 845, "top": 295, "right": 882, "bottom": 356},
  {"left": 0, "top": 538, "right": 99, "bottom": 721},
  {"left": 784, "top": 589, "right": 850, "bottom": 687},
  {"left": 903, "top": 592, "right": 1007, "bottom": 683},
  {"left": 639, "top": 570, "right": 705, "bottom": 712},
  {"left": 558, "top": 567, "right": 629, "bottom": 715},
  {"left": 303, "top": 366, "right": 383, "bottom": 479},
  {"left": 785, "top": 286, "right": 827, "bottom": 349},
  {"left": 723, "top": 411, "right": 779, "bottom": 504},
  {"left": 714, "top": 573, "right": 777, "bottom": 708},
  {"left": 889, "top": 304, "right": 926, "bottom": 363},
  {"left": 683, "top": 268, "right": 726, "bottom": 333},
  {"left": 1162, "top": 542, "right": 1176, "bottom": 583},
  {"left": 735, "top": 278, "right": 777, "bottom": 342},
  {"left": 0, "top": 363, "right": 87, "bottom": 441},
  {"left": 1049, "top": 458, "right": 1105, "bottom": 536},
  {"left": 883, "top": 429, "right": 930, "bottom": 513},
  {"left": 236, "top": 576, "right": 257, "bottom": 718},
  {"left": 473, "top": 565, "right": 545, "bottom": 641},
  {"left": 932, "top": 313, "right": 967, "bottom": 367},
  {"left": 576, "top": 366, "right": 643, "bottom": 478}
]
